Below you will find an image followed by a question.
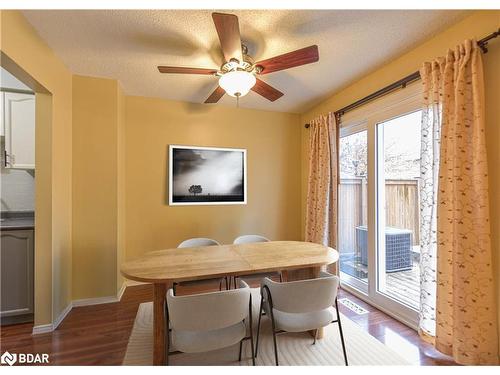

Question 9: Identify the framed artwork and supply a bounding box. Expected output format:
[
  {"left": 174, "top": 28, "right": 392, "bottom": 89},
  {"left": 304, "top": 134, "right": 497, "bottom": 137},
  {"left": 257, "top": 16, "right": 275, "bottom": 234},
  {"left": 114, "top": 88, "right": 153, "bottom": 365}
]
[{"left": 169, "top": 145, "right": 247, "bottom": 205}]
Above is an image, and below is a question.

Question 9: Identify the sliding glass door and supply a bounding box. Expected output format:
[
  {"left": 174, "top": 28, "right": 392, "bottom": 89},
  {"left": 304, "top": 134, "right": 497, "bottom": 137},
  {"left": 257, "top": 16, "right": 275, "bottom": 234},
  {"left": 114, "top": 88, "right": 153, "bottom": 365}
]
[
  {"left": 337, "top": 85, "right": 422, "bottom": 328},
  {"left": 376, "top": 111, "right": 421, "bottom": 311},
  {"left": 338, "top": 126, "right": 368, "bottom": 293}
]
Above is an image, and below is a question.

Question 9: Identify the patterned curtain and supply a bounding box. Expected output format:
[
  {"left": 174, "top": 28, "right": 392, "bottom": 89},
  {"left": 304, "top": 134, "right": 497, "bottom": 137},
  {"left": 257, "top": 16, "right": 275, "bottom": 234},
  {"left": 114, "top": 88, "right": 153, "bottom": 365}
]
[
  {"left": 418, "top": 60, "right": 442, "bottom": 340},
  {"left": 419, "top": 39, "right": 499, "bottom": 365},
  {"left": 304, "top": 113, "right": 338, "bottom": 250}
]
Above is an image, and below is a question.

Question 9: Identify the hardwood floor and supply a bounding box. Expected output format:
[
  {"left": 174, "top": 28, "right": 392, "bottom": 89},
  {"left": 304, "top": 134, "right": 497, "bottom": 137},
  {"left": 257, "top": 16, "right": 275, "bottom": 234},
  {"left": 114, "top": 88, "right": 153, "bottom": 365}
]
[
  {"left": 0, "top": 280, "right": 456, "bottom": 366},
  {"left": 0, "top": 285, "right": 151, "bottom": 365},
  {"left": 335, "top": 288, "right": 455, "bottom": 365}
]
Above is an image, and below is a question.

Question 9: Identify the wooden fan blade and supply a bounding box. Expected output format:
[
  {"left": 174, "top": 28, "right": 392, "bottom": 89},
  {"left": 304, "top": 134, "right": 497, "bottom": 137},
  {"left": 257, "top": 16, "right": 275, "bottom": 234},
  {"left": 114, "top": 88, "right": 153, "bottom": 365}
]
[
  {"left": 255, "top": 45, "right": 319, "bottom": 75},
  {"left": 158, "top": 66, "right": 217, "bottom": 75},
  {"left": 251, "top": 78, "right": 284, "bottom": 102},
  {"left": 212, "top": 13, "right": 243, "bottom": 63},
  {"left": 204, "top": 86, "right": 226, "bottom": 103}
]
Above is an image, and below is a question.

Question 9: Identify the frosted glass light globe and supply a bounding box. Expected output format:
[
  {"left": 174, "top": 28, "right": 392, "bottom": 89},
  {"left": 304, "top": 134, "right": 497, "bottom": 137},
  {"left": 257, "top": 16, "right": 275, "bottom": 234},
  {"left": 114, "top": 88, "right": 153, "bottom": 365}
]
[{"left": 219, "top": 70, "right": 256, "bottom": 97}]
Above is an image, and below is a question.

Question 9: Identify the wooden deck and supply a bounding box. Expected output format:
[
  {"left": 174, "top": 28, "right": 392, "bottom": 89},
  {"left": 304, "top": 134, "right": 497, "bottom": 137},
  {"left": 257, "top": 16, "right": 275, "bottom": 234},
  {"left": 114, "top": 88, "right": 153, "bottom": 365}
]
[{"left": 385, "top": 260, "right": 420, "bottom": 309}]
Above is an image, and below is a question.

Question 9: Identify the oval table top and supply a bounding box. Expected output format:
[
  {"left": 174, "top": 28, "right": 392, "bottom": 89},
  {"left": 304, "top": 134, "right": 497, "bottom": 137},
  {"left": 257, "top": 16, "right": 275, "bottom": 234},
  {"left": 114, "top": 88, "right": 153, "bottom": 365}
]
[{"left": 121, "top": 240, "right": 339, "bottom": 284}]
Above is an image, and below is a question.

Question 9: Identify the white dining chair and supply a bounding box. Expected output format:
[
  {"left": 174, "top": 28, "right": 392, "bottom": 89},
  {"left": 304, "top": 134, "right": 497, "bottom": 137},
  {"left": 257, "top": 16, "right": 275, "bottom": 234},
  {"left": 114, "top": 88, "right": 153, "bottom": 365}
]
[
  {"left": 165, "top": 280, "right": 255, "bottom": 365},
  {"left": 255, "top": 271, "right": 348, "bottom": 366},
  {"left": 231, "top": 235, "right": 282, "bottom": 288},
  {"left": 173, "top": 237, "right": 229, "bottom": 294},
  {"left": 233, "top": 234, "right": 270, "bottom": 245},
  {"left": 178, "top": 237, "right": 221, "bottom": 248}
]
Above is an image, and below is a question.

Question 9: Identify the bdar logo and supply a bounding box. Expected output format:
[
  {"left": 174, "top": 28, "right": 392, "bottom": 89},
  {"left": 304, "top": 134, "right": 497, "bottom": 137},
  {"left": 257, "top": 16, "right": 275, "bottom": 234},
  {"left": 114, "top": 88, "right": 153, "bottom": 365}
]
[
  {"left": 1, "top": 351, "right": 17, "bottom": 366},
  {"left": 1, "top": 351, "right": 49, "bottom": 365}
]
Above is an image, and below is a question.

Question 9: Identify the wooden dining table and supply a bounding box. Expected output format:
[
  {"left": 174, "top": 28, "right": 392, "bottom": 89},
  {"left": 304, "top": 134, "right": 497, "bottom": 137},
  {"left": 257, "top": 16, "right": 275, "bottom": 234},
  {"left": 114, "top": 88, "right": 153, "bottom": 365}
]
[{"left": 120, "top": 240, "right": 339, "bottom": 365}]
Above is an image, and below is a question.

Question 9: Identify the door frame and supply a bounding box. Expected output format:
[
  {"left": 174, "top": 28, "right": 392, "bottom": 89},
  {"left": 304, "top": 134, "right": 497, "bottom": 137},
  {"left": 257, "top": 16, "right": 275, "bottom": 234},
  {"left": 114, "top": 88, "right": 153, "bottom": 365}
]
[{"left": 1, "top": 52, "right": 55, "bottom": 330}]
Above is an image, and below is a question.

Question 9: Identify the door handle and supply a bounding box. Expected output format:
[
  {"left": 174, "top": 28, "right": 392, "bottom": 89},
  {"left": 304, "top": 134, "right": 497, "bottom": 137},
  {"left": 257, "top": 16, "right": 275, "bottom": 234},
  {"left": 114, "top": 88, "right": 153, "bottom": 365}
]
[{"left": 4, "top": 150, "right": 10, "bottom": 167}]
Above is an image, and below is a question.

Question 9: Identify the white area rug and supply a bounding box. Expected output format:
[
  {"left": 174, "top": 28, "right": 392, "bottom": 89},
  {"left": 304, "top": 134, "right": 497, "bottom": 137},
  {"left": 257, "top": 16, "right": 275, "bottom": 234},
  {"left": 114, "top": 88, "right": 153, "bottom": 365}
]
[{"left": 123, "top": 289, "right": 410, "bottom": 365}]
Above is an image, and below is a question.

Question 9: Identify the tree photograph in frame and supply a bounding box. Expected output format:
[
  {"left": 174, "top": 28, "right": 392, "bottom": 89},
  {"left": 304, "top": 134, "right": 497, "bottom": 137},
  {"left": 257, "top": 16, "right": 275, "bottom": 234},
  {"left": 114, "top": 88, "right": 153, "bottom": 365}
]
[{"left": 169, "top": 145, "right": 247, "bottom": 205}]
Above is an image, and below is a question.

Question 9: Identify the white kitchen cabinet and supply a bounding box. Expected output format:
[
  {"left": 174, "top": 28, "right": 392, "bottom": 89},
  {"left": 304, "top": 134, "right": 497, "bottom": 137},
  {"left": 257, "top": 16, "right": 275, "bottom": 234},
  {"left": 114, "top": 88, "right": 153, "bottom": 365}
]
[
  {"left": 0, "top": 92, "right": 4, "bottom": 137},
  {"left": 2, "top": 92, "right": 35, "bottom": 169}
]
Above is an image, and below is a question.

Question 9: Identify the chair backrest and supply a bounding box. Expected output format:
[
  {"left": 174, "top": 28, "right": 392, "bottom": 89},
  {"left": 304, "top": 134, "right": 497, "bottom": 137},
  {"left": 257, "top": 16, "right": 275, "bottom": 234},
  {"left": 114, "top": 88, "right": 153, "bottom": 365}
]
[
  {"left": 167, "top": 281, "right": 251, "bottom": 331},
  {"left": 233, "top": 234, "right": 270, "bottom": 244},
  {"left": 262, "top": 271, "right": 339, "bottom": 314},
  {"left": 177, "top": 237, "right": 220, "bottom": 248}
]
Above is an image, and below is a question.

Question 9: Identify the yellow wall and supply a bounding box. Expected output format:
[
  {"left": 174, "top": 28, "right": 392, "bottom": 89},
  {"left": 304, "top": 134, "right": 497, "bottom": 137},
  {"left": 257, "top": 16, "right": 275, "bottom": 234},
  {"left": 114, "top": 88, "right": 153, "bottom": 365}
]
[
  {"left": 116, "top": 82, "right": 126, "bottom": 294},
  {"left": 1, "top": 10, "right": 73, "bottom": 325},
  {"left": 72, "top": 75, "right": 125, "bottom": 299},
  {"left": 73, "top": 79, "right": 302, "bottom": 295},
  {"left": 301, "top": 10, "right": 500, "bottom": 354},
  {"left": 124, "top": 96, "right": 302, "bottom": 260},
  {"left": 34, "top": 92, "right": 53, "bottom": 324}
]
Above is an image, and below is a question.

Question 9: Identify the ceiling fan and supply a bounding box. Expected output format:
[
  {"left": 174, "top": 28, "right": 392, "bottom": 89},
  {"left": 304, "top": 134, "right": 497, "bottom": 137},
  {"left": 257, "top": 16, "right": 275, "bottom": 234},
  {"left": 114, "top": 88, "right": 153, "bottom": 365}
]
[{"left": 157, "top": 12, "right": 319, "bottom": 104}]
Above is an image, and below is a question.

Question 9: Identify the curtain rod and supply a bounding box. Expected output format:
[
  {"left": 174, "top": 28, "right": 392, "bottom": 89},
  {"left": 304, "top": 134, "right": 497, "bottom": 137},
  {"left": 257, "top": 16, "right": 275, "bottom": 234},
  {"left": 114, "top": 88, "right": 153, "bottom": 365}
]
[{"left": 304, "top": 28, "right": 500, "bottom": 129}]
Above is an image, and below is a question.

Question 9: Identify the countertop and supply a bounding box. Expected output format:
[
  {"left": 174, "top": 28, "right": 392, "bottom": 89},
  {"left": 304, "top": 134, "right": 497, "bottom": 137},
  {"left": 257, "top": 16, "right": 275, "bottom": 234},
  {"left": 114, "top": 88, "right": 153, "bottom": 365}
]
[{"left": 0, "top": 212, "right": 35, "bottom": 231}]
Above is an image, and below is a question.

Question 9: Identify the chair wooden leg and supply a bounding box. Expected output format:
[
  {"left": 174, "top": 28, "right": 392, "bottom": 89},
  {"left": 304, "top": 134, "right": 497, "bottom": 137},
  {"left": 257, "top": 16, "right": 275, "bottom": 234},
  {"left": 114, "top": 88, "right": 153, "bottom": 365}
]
[
  {"left": 313, "top": 329, "right": 317, "bottom": 345},
  {"left": 279, "top": 273, "right": 283, "bottom": 282},
  {"left": 255, "top": 295, "right": 264, "bottom": 358},
  {"left": 335, "top": 298, "right": 348, "bottom": 366}
]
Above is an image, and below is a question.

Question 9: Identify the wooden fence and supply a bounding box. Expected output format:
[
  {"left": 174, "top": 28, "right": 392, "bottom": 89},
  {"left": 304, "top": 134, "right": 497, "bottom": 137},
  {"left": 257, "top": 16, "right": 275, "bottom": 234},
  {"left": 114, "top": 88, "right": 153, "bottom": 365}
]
[{"left": 338, "top": 178, "right": 420, "bottom": 253}]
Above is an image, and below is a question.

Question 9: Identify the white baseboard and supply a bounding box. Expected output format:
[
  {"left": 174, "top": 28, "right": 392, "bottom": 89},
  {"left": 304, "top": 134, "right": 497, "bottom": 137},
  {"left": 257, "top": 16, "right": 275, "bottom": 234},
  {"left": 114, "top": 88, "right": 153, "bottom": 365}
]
[
  {"left": 53, "top": 302, "right": 72, "bottom": 330},
  {"left": 32, "top": 323, "right": 53, "bottom": 335},
  {"left": 71, "top": 281, "right": 130, "bottom": 307},
  {"left": 32, "top": 282, "right": 129, "bottom": 335},
  {"left": 32, "top": 302, "right": 72, "bottom": 335},
  {"left": 72, "top": 282, "right": 130, "bottom": 307},
  {"left": 72, "top": 295, "right": 120, "bottom": 307},
  {"left": 117, "top": 281, "right": 127, "bottom": 301}
]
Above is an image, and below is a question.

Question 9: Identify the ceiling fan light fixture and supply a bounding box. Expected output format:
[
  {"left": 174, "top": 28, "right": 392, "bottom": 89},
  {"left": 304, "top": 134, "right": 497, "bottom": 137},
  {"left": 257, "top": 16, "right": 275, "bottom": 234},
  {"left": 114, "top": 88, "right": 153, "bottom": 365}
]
[
  {"left": 218, "top": 70, "right": 256, "bottom": 97},
  {"left": 157, "top": 13, "right": 319, "bottom": 104}
]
